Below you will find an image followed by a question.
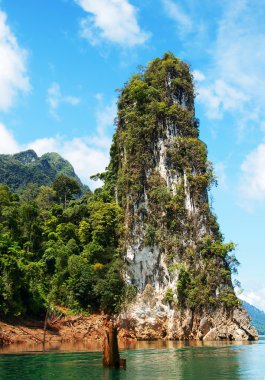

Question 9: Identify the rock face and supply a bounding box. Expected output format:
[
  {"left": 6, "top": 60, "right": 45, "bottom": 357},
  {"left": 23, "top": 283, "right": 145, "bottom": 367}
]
[
  {"left": 106, "top": 52, "right": 257, "bottom": 340},
  {"left": 119, "top": 298, "right": 257, "bottom": 341}
]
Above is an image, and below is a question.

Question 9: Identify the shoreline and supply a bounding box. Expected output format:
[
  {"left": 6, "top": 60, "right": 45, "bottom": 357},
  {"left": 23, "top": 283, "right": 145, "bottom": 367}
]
[
  {"left": 0, "top": 314, "right": 259, "bottom": 351},
  {"left": 0, "top": 335, "right": 259, "bottom": 355},
  {"left": 0, "top": 314, "right": 135, "bottom": 348}
]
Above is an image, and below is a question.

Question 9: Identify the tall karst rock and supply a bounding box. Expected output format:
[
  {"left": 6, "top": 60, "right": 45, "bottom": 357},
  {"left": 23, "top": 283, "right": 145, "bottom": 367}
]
[{"left": 105, "top": 53, "right": 257, "bottom": 340}]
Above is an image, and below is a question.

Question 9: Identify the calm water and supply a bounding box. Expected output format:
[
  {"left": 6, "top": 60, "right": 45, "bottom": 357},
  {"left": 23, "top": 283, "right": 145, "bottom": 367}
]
[{"left": 0, "top": 338, "right": 264, "bottom": 380}]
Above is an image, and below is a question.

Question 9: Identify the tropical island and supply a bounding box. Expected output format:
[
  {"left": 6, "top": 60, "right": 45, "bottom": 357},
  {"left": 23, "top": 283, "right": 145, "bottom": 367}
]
[{"left": 0, "top": 53, "right": 258, "bottom": 346}]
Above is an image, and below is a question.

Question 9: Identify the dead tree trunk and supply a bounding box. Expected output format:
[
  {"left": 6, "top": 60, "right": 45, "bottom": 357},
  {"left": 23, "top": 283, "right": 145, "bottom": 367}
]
[
  {"left": 102, "top": 319, "right": 120, "bottom": 368},
  {"left": 42, "top": 306, "right": 50, "bottom": 350}
]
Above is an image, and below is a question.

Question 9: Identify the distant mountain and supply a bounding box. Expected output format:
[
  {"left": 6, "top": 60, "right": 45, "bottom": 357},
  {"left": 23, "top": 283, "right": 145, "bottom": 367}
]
[
  {"left": 0, "top": 149, "right": 87, "bottom": 193},
  {"left": 243, "top": 301, "right": 265, "bottom": 335}
]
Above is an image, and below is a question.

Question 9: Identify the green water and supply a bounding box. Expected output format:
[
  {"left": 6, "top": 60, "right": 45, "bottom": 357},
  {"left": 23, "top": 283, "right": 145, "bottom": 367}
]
[{"left": 0, "top": 339, "right": 264, "bottom": 380}]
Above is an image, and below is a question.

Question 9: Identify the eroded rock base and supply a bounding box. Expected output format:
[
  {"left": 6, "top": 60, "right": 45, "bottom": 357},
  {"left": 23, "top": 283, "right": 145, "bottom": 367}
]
[{"left": 119, "top": 300, "right": 258, "bottom": 341}]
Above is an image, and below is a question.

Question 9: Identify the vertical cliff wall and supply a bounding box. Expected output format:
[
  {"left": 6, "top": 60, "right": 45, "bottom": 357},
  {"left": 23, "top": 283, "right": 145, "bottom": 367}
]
[{"left": 106, "top": 53, "right": 257, "bottom": 340}]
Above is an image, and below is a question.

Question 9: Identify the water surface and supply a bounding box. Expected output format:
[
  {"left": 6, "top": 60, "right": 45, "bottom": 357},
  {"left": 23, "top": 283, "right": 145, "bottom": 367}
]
[{"left": 0, "top": 339, "right": 264, "bottom": 379}]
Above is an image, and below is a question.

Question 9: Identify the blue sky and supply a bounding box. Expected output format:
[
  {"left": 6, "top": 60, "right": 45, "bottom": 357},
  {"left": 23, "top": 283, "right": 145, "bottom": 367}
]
[{"left": 0, "top": 0, "right": 265, "bottom": 310}]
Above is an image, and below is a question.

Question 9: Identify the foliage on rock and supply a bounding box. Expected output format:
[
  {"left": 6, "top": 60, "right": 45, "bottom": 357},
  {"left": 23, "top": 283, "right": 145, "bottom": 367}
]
[{"left": 103, "top": 52, "right": 239, "bottom": 310}]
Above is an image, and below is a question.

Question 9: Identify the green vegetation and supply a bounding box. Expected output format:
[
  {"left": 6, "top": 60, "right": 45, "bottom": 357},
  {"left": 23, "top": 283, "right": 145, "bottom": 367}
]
[
  {"left": 164, "top": 287, "right": 175, "bottom": 303},
  {"left": 0, "top": 149, "right": 86, "bottom": 193},
  {"left": 103, "top": 52, "right": 239, "bottom": 310},
  {"left": 53, "top": 175, "right": 81, "bottom": 208},
  {"left": 0, "top": 179, "right": 124, "bottom": 318},
  {"left": 243, "top": 301, "right": 265, "bottom": 335},
  {"left": 0, "top": 53, "right": 240, "bottom": 319}
]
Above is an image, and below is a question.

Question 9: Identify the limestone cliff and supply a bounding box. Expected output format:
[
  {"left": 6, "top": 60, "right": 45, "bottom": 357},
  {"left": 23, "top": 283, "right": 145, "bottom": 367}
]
[{"left": 105, "top": 52, "right": 257, "bottom": 340}]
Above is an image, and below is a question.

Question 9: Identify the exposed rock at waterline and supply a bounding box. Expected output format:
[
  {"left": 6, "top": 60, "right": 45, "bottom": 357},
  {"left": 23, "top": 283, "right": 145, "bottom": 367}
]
[{"left": 119, "top": 296, "right": 257, "bottom": 341}]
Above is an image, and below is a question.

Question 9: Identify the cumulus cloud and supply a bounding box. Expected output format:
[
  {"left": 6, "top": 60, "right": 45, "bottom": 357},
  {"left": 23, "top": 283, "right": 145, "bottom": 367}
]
[
  {"left": 213, "top": 1, "right": 265, "bottom": 96},
  {"left": 76, "top": 0, "right": 150, "bottom": 47},
  {"left": 28, "top": 96, "right": 116, "bottom": 187},
  {"left": 162, "top": 0, "right": 192, "bottom": 34},
  {"left": 198, "top": 79, "right": 248, "bottom": 120},
  {"left": 30, "top": 94, "right": 116, "bottom": 187},
  {"left": 0, "top": 98, "right": 116, "bottom": 189},
  {"left": 0, "top": 10, "right": 30, "bottom": 111},
  {"left": 47, "top": 82, "right": 81, "bottom": 120},
  {"left": 193, "top": 0, "right": 265, "bottom": 126},
  {"left": 28, "top": 136, "right": 109, "bottom": 189},
  {"left": 192, "top": 70, "right": 205, "bottom": 83},
  {"left": 0, "top": 123, "right": 20, "bottom": 153},
  {"left": 239, "top": 143, "right": 265, "bottom": 204}
]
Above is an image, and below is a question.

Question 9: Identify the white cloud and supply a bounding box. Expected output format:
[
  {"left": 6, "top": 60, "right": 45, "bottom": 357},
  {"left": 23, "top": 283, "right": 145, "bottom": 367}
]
[
  {"left": 195, "top": 1, "right": 265, "bottom": 126},
  {"left": 198, "top": 79, "right": 248, "bottom": 120},
  {"left": 47, "top": 82, "right": 80, "bottom": 120},
  {"left": 27, "top": 136, "right": 59, "bottom": 155},
  {"left": 28, "top": 136, "right": 109, "bottom": 189},
  {"left": 0, "top": 98, "right": 116, "bottom": 189},
  {"left": 76, "top": 0, "right": 150, "bottom": 47},
  {"left": 0, "top": 10, "right": 30, "bottom": 111},
  {"left": 0, "top": 123, "right": 20, "bottom": 153},
  {"left": 192, "top": 70, "right": 205, "bottom": 82},
  {"left": 64, "top": 95, "right": 80, "bottom": 106},
  {"left": 240, "top": 287, "right": 265, "bottom": 313},
  {"left": 213, "top": 1, "right": 265, "bottom": 96},
  {"left": 92, "top": 98, "right": 116, "bottom": 149},
  {"left": 239, "top": 143, "right": 265, "bottom": 203},
  {"left": 30, "top": 94, "right": 116, "bottom": 187},
  {"left": 162, "top": 0, "right": 192, "bottom": 34}
]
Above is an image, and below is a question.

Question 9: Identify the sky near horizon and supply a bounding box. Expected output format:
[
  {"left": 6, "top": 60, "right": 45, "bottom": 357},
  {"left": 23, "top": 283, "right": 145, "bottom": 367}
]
[{"left": 0, "top": 0, "right": 265, "bottom": 311}]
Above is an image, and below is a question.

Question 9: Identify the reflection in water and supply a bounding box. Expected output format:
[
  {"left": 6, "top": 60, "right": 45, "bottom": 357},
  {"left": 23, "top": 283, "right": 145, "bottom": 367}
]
[
  {"left": 0, "top": 339, "right": 263, "bottom": 380},
  {"left": 0, "top": 337, "right": 254, "bottom": 354}
]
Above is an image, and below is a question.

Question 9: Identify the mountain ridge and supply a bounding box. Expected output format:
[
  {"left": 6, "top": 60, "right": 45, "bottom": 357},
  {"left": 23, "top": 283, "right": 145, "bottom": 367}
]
[
  {"left": 242, "top": 301, "right": 265, "bottom": 335},
  {"left": 0, "top": 149, "right": 86, "bottom": 193}
]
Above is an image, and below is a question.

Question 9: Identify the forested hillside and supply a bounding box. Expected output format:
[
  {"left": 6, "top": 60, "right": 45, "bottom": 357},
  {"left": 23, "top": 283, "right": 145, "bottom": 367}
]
[
  {"left": 0, "top": 179, "right": 124, "bottom": 318},
  {"left": 0, "top": 150, "right": 86, "bottom": 193},
  {"left": 243, "top": 301, "right": 265, "bottom": 334}
]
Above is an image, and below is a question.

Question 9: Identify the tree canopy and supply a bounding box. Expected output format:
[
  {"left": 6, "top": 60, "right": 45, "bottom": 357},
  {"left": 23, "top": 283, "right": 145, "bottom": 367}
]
[{"left": 0, "top": 176, "right": 124, "bottom": 318}]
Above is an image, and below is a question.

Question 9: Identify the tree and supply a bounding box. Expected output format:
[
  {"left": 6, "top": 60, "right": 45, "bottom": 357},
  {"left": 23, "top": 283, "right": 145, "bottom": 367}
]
[
  {"left": 53, "top": 175, "right": 81, "bottom": 208},
  {"left": 36, "top": 186, "right": 56, "bottom": 211}
]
